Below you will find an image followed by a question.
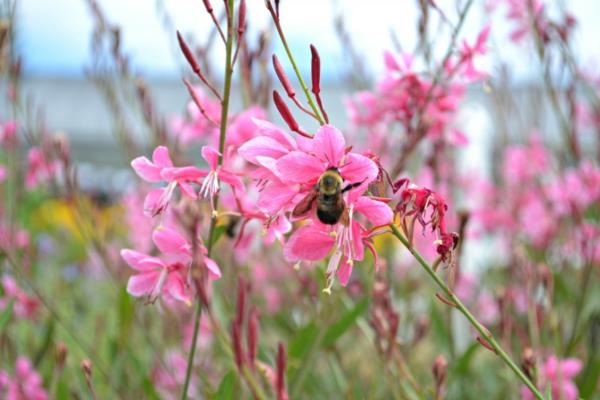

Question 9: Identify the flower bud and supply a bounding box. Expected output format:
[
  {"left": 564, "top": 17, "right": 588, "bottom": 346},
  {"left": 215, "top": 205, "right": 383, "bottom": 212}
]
[{"left": 272, "top": 55, "right": 295, "bottom": 98}]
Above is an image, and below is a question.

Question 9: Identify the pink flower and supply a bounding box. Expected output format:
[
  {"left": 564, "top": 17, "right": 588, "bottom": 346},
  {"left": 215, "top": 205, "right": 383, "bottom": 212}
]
[
  {"left": 521, "top": 356, "right": 582, "bottom": 400},
  {"left": 193, "top": 146, "right": 243, "bottom": 203},
  {"left": 285, "top": 189, "right": 392, "bottom": 292},
  {"left": 170, "top": 86, "right": 220, "bottom": 144},
  {"left": 131, "top": 146, "right": 203, "bottom": 217},
  {"left": 0, "top": 275, "right": 39, "bottom": 320},
  {"left": 120, "top": 226, "right": 221, "bottom": 304},
  {"left": 25, "top": 147, "right": 57, "bottom": 189},
  {"left": 152, "top": 351, "right": 199, "bottom": 400},
  {"left": 0, "top": 120, "right": 17, "bottom": 148},
  {"left": 240, "top": 122, "right": 391, "bottom": 290},
  {"left": 0, "top": 356, "right": 48, "bottom": 400}
]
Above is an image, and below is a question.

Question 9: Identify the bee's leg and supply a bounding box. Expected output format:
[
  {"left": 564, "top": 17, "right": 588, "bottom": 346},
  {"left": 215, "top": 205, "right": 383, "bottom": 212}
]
[{"left": 341, "top": 181, "right": 364, "bottom": 193}]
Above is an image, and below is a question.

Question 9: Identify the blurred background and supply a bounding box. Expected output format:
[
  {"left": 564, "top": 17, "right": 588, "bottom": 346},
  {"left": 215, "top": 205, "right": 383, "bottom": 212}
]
[{"left": 15, "top": 0, "right": 600, "bottom": 169}]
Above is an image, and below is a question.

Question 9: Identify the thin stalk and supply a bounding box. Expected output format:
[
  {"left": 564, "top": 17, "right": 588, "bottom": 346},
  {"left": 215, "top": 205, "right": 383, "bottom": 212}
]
[
  {"left": 564, "top": 261, "right": 594, "bottom": 355},
  {"left": 389, "top": 224, "right": 545, "bottom": 400},
  {"left": 266, "top": 2, "right": 325, "bottom": 125},
  {"left": 180, "top": 0, "right": 236, "bottom": 397}
]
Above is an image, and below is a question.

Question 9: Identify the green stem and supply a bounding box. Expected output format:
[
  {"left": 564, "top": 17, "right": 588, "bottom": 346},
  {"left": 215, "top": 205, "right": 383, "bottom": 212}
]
[
  {"left": 180, "top": 0, "right": 236, "bottom": 398},
  {"left": 389, "top": 224, "right": 545, "bottom": 400},
  {"left": 268, "top": 5, "right": 325, "bottom": 125},
  {"left": 564, "top": 261, "right": 594, "bottom": 355}
]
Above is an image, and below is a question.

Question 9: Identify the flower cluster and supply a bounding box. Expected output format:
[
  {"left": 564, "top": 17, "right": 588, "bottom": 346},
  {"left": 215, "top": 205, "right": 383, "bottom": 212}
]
[{"left": 0, "top": 357, "right": 48, "bottom": 400}]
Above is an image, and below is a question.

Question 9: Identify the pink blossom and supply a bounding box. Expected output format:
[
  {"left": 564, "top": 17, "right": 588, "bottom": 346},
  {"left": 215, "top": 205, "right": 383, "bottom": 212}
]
[
  {"left": 170, "top": 86, "right": 220, "bottom": 144},
  {"left": 0, "top": 356, "right": 48, "bottom": 400},
  {"left": 0, "top": 275, "right": 39, "bottom": 320},
  {"left": 285, "top": 189, "right": 392, "bottom": 292},
  {"left": 123, "top": 191, "right": 155, "bottom": 253},
  {"left": 120, "top": 226, "right": 220, "bottom": 304},
  {"left": 192, "top": 145, "right": 243, "bottom": 202},
  {"left": 25, "top": 147, "right": 57, "bottom": 189},
  {"left": 521, "top": 356, "right": 582, "bottom": 400},
  {"left": 152, "top": 351, "right": 199, "bottom": 400},
  {"left": 131, "top": 146, "right": 203, "bottom": 217}
]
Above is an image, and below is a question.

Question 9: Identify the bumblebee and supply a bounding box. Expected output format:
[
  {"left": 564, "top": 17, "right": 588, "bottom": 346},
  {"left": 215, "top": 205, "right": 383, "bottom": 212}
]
[{"left": 292, "top": 168, "right": 362, "bottom": 225}]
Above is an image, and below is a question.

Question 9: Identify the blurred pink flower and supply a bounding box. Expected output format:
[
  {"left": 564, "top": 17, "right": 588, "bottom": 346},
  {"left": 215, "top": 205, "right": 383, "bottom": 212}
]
[
  {"left": 0, "top": 356, "right": 48, "bottom": 400},
  {"left": 25, "top": 147, "right": 57, "bottom": 189},
  {"left": 0, "top": 275, "right": 39, "bottom": 320},
  {"left": 152, "top": 351, "right": 199, "bottom": 400},
  {"left": 521, "top": 356, "right": 582, "bottom": 400}
]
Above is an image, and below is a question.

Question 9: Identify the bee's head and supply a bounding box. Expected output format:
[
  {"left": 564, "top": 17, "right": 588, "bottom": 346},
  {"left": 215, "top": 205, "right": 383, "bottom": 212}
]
[{"left": 318, "top": 168, "right": 343, "bottom": 195}]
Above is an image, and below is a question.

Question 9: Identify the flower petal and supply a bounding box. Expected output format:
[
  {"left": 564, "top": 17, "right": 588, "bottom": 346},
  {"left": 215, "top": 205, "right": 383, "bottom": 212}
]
[
  {"left": 201, "top": 145, "right": 221, "bottom": 170},
  {"left": 121, "top": 249, "right": 164, "bottom": 271},
  {"left": 312, "top": 125, "right": 346, "bottom": 166},
  {"left": 339, "top": 153, "right": 378, "bottom": 184},
  {"left": 238, "top": 136, "right": 290, "bottom": 164},
  {"left": 283, "top": 222, "right": 335, "bottom": 262},
  {"left": 153, "top": 227, "right": 191, "bottom": 256},
  {"left": 560, "top": 359, "right": 583, "bottom": 378},
  {"left": 165, "top": 273, "right": 192, "bottom": 303},
  {"left": 161, "top": 166, "right": 206, "bottom": 182},
  {"left": 131, "top": 156, "right": 162, "bottom": 182},
  {"left": 204, "top": 256, "right": 222, "bottom": 280},
  {"left": 252, "top": 118, "right": 296, "bottom": 149},
  {"left": 276, "top": 151, "right": 324, "bottom": 183},
  {"left": 337, "top": 258, "right": 353, "bottom": 286},
  {"left": 219, "top": 170, "right": 244, "bottom": 191},
  {"left": 354, "top": 197, "right": 393, "bottom": 226},
  {"left": 152, "top": 146, "right": 173, "bottom": 168},
  {"left": 127, "top": 272, "right": 161, "bottom": 297},
  {"left": 257, "top": 180, "right": 299, "bottom": 214}
]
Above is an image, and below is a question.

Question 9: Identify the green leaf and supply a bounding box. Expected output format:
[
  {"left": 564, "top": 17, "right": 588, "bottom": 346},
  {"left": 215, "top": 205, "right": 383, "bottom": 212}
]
[
  {"left": 579, "top": 357, "right": 600, "bottom": 399},
  {"left": 454, "top": 342, "right": 479, "bottom": 376},
  {"left": 288, "top": 323, "right": 319, "bottom": 362},
  {"left": 0, "top": 299, "right": 14, "bottom": 333},
  {"left": 215, "top": 371, "right": 236, "bottom": 400},
  {"left": 322, "top": 297, "right": 369, "bottom": 348},
  {"left": 211, "top": 224, "right": 229, "bottom": 246}
]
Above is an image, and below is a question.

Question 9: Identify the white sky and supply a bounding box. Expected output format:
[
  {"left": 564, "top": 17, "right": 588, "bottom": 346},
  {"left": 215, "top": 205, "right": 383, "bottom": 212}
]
[{"left": 16, "top": 0, "right": 600, "bottom": 82}]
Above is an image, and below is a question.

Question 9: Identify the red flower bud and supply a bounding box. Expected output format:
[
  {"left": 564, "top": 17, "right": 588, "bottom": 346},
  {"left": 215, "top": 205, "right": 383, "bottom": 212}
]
[
  {"left": 235, "top": 278, "right": 246, "bottom": 327},
  {"left": 247, "top": 308, "right": 259, "bottom": 368},
  {"left": 237, "top": 0, "right": 246, "bottom": 37},
  {"left": 273, "top": 90, "right": 299, "bottom": 132},
  {"left": 272, "top": 55, "right": 295, "bottom": 98},
  {"left": 202, "top": 0, "right": 213, "bottom": 13},
  {"left": 310, "top": 44, "right": 321, "bottom": 95},
  {"left": 176, "top": 31, "right": 200, "bottom": 75},
  {"left": 232, "top": 322, "right": 245, "bottom": 368},
  {"left": 276, "top": 343, "right": 288, "bottom": 400}
]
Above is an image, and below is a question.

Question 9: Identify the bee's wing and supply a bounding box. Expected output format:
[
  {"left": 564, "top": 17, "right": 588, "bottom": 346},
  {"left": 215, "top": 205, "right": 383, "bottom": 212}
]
[{"left": 292, "top": 190, "right": 318, "bottom": 217}]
